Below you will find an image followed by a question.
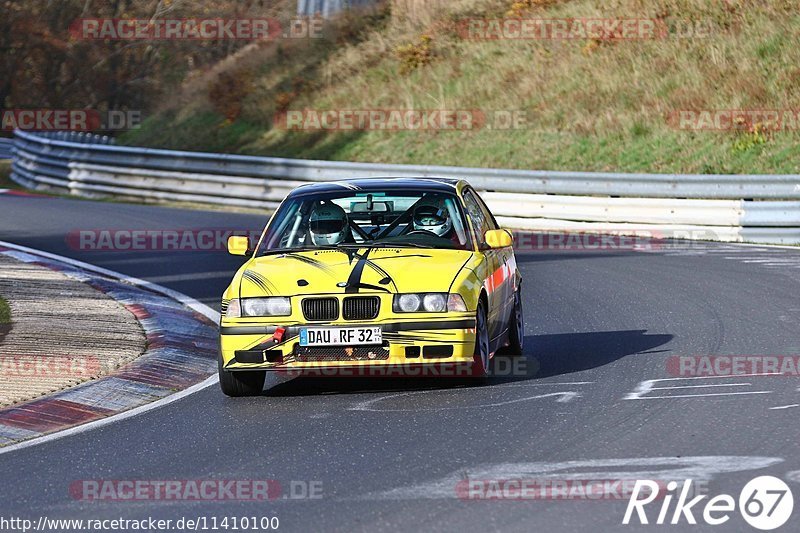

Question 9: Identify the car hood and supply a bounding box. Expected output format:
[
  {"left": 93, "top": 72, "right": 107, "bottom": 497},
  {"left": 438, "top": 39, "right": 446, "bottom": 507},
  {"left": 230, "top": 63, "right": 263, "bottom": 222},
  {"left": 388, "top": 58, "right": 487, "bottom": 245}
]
[{"left": 238, "top": 247, "right": 475, "bottom": 296}]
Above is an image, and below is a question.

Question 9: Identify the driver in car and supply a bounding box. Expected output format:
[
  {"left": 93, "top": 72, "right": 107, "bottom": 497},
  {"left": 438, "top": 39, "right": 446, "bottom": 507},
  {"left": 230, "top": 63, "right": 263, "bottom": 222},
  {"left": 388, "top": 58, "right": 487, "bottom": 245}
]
[{"left": 309, "top": 203, "right": 352, "bottom": 245}]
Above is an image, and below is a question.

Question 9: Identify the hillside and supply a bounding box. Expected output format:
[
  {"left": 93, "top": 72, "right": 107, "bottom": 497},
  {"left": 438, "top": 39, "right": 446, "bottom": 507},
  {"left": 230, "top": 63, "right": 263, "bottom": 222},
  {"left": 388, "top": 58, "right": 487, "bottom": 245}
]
[{"left": 120, "top": 0, "right": 800, "bottom": 174}]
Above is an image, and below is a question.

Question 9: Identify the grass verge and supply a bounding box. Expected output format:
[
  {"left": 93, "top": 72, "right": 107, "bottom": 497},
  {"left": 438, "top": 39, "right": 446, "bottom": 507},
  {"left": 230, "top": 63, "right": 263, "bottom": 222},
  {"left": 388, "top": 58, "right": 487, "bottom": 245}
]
[
  {"left": 120, "top": 0, "right": 800, "bottom": 174},
  {"left": 0, "top": 161, "right": 17, "bottom": 190},
  {"left": 0, "top": 297, "right": 11, "bottom": 341},
  {"left": 0, "top": 296, "right": 11, "bottom": 328}
]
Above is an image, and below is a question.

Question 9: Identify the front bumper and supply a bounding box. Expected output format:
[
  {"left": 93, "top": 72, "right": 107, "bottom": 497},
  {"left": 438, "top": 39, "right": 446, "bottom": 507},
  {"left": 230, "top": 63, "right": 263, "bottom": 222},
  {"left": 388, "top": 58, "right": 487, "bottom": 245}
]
[{"left": 220, "top": 315, "right": 477, "bottom": 371}]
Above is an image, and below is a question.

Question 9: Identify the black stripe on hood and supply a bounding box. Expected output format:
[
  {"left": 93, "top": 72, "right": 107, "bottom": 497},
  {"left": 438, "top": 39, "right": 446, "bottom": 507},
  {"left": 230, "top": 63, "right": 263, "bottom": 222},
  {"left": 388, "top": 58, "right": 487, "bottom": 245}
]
[{"left": 345, "top": 247, "right": 371, "bottom": 294}]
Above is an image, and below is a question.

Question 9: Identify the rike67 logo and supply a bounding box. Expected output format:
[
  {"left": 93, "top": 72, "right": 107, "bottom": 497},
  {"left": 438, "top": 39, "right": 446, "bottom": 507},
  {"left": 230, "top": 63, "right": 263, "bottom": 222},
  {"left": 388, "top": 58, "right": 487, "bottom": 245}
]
[{"left": 624, "top": 476, "right": 793, "bottom": 530}]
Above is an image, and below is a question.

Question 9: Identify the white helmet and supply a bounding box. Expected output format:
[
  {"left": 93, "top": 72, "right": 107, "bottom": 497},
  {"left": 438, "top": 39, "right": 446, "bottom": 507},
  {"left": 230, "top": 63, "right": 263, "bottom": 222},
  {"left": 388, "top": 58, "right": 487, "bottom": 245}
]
[
  {"left": 309, "top": 203, "right": 349, "bottom": 246},
  {"left": 413, "top": 204, "right": 452, "bottom": 237}
]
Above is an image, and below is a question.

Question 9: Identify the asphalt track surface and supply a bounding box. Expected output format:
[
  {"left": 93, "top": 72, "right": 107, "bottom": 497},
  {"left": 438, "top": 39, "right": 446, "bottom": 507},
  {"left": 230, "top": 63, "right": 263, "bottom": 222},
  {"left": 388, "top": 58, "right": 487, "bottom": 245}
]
[{"left": 1, "top": 193, "right": 799, "bottom": 532}]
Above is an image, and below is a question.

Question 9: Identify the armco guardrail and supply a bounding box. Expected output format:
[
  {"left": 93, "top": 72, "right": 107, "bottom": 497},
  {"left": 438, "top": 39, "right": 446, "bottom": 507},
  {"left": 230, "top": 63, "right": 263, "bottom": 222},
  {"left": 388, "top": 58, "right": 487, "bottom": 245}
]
[
  {"left": 10, "top": 129, "right": 800, "bottom": 244},
  {"left": 0, "top": 138, "right": 13, "bottom": 159},
  {"left": 297, "top": 0, "right": 376, "bottom": 17}
]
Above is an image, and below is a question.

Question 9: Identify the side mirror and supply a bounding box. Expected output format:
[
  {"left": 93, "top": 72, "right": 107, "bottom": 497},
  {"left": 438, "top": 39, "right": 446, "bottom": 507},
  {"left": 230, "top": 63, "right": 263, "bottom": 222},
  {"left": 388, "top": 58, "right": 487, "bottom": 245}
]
[
  {"left": 227, "top": 236, "right": 251, "bottom": 256},
  {"left": 484, "top": 229, "right": 513, "bottom": 249}
]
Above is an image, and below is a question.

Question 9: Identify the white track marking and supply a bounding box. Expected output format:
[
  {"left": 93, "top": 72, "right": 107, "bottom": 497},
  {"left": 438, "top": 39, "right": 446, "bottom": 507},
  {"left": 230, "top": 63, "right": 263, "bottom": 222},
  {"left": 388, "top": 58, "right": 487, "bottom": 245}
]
[
  {"left": 528, "top": 381, "right": 595, "bottom": 385},
  {"left": 350, "top": 390, "right": 580, "bottom": 412},
  {"left": 349, "top": 382, "right": 593, "bottom": 412},
  {"left": 769, "top": 404, "right": 800, "bottom": 410},
  {"left": 0, "top": 240, "right": 220, "bottom": 456},
  {"left": 649, "top": 383, "right": 751, "bottom": 390},
  {"left": 624, "top": 374, "right": 778, "bottom": 401},
  {"left": 733, "top": 242, "right": 800, "bottom": 252},
  {"left": 361, "top": 456, "right": 783, "bottom": 501},
  {"left": 630, "top": 391, "right": 772, "bottom": 400},
  {"left": 492, "top": 381, "right": 595, "bottom": 389},
  {"left": 786, "top": 471, "right": 800, "bottom": 483},
  {"left": 739, "top": 259, "right": 800, "bottom": 264}
]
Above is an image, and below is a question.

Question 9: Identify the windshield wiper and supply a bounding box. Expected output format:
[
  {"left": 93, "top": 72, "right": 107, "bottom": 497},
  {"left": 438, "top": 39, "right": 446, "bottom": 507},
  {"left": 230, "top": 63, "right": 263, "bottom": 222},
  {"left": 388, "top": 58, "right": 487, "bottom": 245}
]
[
  {"left": 259, "top": 242, "right": 437, "bottom": 256},
  {"left": 367, "top": 241, "right": 435, "bottom": 249},
  {"left": 259, "top": 245, "right": 342, "bottom": 256}
]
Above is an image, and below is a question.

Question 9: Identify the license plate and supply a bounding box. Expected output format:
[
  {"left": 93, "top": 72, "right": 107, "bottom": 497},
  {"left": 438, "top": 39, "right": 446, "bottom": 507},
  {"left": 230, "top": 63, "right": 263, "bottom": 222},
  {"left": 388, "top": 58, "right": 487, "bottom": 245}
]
[{"left": 299, "top": 327, "right": 382, "bottom": 346}]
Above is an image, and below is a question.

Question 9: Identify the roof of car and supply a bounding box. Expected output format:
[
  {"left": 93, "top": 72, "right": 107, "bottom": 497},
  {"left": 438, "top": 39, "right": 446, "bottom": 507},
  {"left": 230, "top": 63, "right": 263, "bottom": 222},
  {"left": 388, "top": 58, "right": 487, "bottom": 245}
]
[{"left": 288, "top": 177, "right": 466, "bottom": 196}]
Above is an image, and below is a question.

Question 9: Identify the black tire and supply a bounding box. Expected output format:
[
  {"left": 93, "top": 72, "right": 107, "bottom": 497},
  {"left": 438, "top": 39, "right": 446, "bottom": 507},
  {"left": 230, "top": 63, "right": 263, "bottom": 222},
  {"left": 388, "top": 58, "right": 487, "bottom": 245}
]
[
  {"left": 505, "top": 287, "right": 524, "bottom": 356},
  {"left": 218, "top": 356, "right": 265, "bottom": 397},
  {"left": 472, "top": 301, "right": 490, "bottom": 380}
]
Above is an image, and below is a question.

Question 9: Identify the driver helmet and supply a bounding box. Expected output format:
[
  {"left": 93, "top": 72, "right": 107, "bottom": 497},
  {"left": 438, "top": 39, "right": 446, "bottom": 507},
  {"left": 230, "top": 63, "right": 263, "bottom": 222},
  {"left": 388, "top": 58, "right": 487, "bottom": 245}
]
[
  {"left": 309, "top": 203, "right": 349, "bottom": 246},
  {"left": 413, "top": 202, "right": 452, "bottom": 237}
]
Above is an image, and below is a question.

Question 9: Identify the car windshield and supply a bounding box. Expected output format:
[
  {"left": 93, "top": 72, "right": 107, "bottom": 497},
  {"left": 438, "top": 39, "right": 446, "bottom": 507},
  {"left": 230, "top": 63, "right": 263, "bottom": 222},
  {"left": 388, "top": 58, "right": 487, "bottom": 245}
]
[{"left": 256, "top": 188, "right": 472, "bottom": 255}]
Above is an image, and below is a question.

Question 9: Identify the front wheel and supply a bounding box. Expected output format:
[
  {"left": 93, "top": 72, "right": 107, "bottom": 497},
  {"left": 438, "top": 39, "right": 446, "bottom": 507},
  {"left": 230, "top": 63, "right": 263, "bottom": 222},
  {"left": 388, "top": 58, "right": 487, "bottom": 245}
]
[
  {"left": 218, "top": 356, "right": 266, "bottom": 397},
  {"left": 472, "top": 301, "right": 490, "bottom": 380}
]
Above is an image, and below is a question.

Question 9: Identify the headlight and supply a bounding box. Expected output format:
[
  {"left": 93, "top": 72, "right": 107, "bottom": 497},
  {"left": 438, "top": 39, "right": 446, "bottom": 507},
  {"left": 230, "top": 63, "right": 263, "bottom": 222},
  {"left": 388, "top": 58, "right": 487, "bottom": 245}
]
[
  {"left": 423, "top": 293, "right": 447, "bottom": 312},
  {"left": 393, "top": 293, "right": 458, "bottom": 313},
  {"left": 227, "top": 297, "right": 292, "bottom": 318},
  {"left": 396, "top": 294, "right": 422, "bottom": 313}
]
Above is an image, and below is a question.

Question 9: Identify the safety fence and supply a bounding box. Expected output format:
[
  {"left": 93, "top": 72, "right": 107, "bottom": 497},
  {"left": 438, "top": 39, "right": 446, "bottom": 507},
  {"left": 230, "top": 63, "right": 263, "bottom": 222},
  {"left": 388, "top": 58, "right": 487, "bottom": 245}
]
[{"left": 10, "top": 129, "right": 800, "bottom": 244}]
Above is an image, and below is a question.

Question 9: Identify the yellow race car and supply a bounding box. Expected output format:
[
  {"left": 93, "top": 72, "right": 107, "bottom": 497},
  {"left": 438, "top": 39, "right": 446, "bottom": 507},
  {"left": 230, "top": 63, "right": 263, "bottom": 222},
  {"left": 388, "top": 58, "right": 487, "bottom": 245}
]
[{"left": 218, "top": 178, "right": 523, "bottom": 396}]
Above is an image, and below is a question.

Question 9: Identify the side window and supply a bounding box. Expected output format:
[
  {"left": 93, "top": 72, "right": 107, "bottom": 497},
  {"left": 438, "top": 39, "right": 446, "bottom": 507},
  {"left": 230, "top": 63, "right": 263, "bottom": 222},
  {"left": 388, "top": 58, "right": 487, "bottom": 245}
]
[
  {"left": 473, "top": 191, "right": 500, "bottom": 231},
  {"left": 463, "top": 190, "right": 494, "bottom": 249}
]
